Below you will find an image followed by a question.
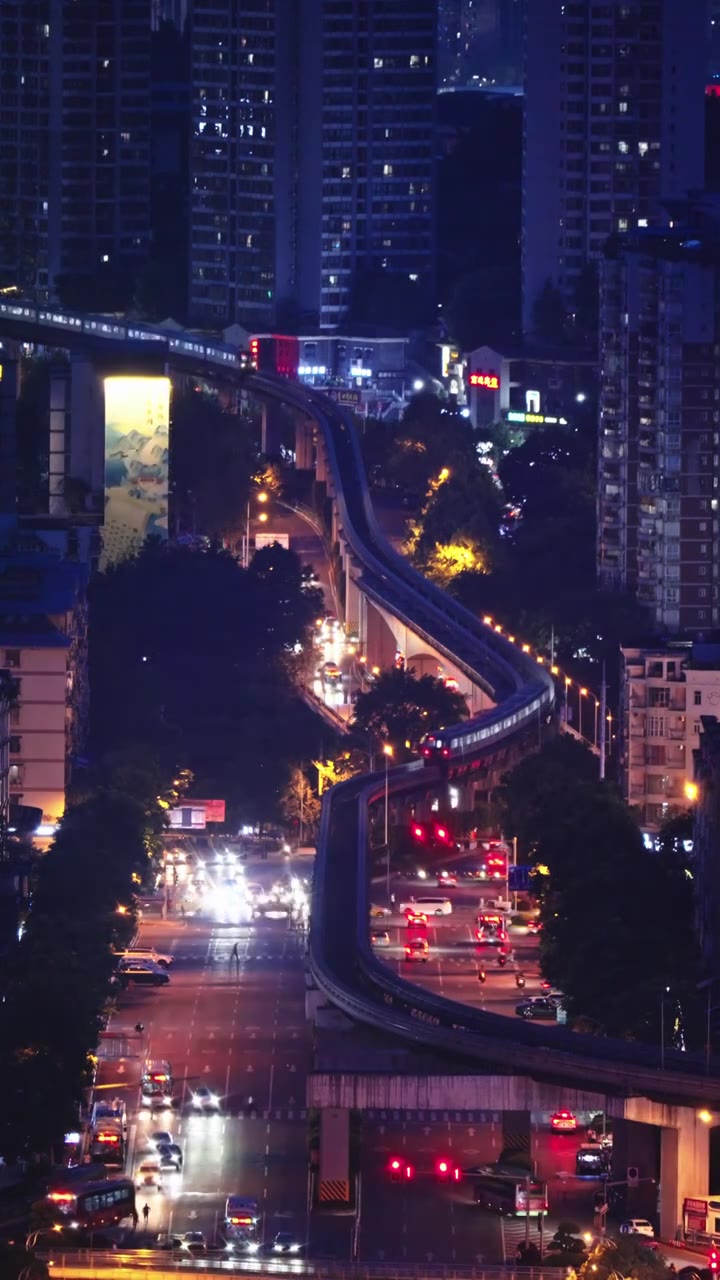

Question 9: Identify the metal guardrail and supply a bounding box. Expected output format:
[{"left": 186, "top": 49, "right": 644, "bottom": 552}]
[{"left": 43, "top": 1252, "right": 567, "bottom": 1280}]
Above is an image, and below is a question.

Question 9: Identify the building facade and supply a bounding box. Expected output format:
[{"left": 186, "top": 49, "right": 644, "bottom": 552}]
[
  {"left": 621, "top": 643, "right": 720, "bottom": 832},
  {"left": 0, "top": 0, "right": 152, "bottom": 300},
  {"left": 692, "top": 713, "right": 720, "bottom": 982},
  {"left": 188, "top": 0, "right": 436, "bottom": 330},
  {"left": 522, "top": 0, "right": 707, "bottom": 335},
  {"left": 0, "top": 523, "right": 89, "bottom": 833},
  {"left": 598, "top": 208, "right": 720, "bottom": 634}
]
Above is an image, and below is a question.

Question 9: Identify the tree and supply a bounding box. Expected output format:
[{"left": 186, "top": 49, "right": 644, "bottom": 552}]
[
  {"left": 351, "top": 667, "right": 468, "bottom": 759},
  {"left": 543, "top": 1221, "right": 587, "bottom": 1268},
  {"left": 579, "top": 1236, "right": 670, "bottom": 1280},
  {"left": 407, "top": 463, "right": 504, "bottom": 583},
  {"left": 171, "top": 389, "right": 261, "bottom": 544},
  {"left": 280, "top": 767, "right": 321, "bottom": 840}
]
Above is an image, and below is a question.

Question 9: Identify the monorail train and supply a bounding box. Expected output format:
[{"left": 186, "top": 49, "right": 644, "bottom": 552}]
[{"left": 419, "top": 683, "right": 553, "bottom": 765}]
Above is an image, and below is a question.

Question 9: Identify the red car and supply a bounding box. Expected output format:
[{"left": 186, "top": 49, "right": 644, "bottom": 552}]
[{"left": 406, "top": 911, "right": 428, "bottom": 928}]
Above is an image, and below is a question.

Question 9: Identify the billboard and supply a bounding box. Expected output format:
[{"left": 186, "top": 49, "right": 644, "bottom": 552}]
[
  {"left": 168, "top": 806, "right": 206, "bottom": 830},
  {"left": 103, "top": 376, "right": 170, "bottom": 566},
  {"left": 168, "top": 799, "right": 226, "bottom": 827}
]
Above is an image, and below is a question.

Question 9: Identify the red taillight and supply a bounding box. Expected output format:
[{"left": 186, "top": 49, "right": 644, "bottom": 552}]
[
  {"left": 96, "top": 1133, "right": 120, "bottom": 1143},
  {"left": 441, "top": 748, "right": 450, "bottom": 757},
  {"left": 49, "top": 1192, "right": 74, "bottom": 1203}
]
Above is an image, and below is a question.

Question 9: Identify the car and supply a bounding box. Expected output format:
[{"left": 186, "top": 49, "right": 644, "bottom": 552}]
[
  {"left": 526, "top": 918, "right": 543, "bottom": 934},
  {"left": 191, "top": 1085, "right": 220, "bottom": 1110},
  {"left": 272, "top": 1232, "right": 302, "bottom": 1254},
  {"left": 182, "top": 1231, "right": 207, "bottom": 1253},
  {"left": 156, "top": 1142, "right": 183, "bottom": 1170},
  {"left": 156, "top": 1234, "right": 185, "bottom": 1251},
  {"left": 149, "top": 1130, "right": 173, "bottom": 1149},
  {"left": 619, "top": 1220, "right": 655, "bottom": 1238},
  {"left": 405, "top": 938, "right": 429, "bottom": 962},
  {"left": 515, "top": 997, "right": 559, "bottom": 1020},
  {"left": 405, "top": 911, "right": 428, "bottom": 928},
  {"left": 136, "top": 1160, "right": 163, "bottom": 1191},
  {"left": 321, "top": 661, "right": 341, "bottom": 684},
  {"left": 118, "top": 960, "right": 170, "bottom": 987},
  {"left": 551, "top": 1110, "right": 577, "bottom": 1132},
  {"left": 370, "top": 904, "right": 391, "bottom": 918},
  {"left": 437, "top": 871, "right": 458, "bottom": 887},
  {"left": 370, "top": 930, "right": 391, "bottom": 947},
  {"left": 116, "top": 947, "right": 174, "bottom": 968}
]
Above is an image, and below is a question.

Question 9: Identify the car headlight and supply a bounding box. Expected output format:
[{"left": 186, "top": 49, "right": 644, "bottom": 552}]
[
  {"left": 274, "top": 1244, "right": 282, "bottom": 1251},
  {"left": 247, "top": 1242, "right": 260, "bottom": 1254},
  {"left": 290, "top": 1244, "right": 300, "bottom": 1252}
]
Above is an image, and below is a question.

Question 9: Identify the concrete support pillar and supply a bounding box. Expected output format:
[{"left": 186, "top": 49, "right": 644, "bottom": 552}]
[
  {"left": 0, "top": 352, "right": 20, "bottom": 513},
  {"left": 345, "top": 562, "right": 361, "bottom": 638},
  {"left": 621, "top": 1099, "right": 710, "bottom": 1239},
  {"left": 261, "top": 401, "right": 283, "bottom": 456},
  {"left": 315, "top": 437, "right": 328, "bottom": 484},
  {"left": 48, "top": 360, "right": 70, "bottom": 515},
  {"left": 69, "top": 354, "right": 105, "bottom": 507},
  {"left": 295, "top": 416, "right": 313, "bottom": 470}
]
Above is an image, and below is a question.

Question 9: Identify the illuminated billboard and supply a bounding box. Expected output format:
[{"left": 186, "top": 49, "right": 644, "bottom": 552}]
[{"left": 102, "top": 376, "right": 170, "bottom": 565}]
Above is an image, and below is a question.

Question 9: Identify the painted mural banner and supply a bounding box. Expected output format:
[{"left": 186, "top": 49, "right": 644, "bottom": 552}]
[{"left": 103, "top": 375, "right": 170, "bottom": 565}]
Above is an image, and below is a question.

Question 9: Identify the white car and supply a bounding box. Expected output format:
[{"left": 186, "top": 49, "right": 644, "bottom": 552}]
[
  {"left": 619, "top": 1219, "right": 654, "bottom": 1238},
  {"left": 136, "top": 1160, "right": 163, "bottom": 1192},
  {"left": 191, "top": 1085, "right": 220, "bottom": 1111},
  {"left": 370, "top": 930, "right": 391, "bottom": 947}
]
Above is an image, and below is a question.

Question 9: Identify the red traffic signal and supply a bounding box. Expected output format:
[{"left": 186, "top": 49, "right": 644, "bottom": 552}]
[
  {"left": 389, "top": 1156, "right": 414, "bottom": 1183},
  {"left": 412, "top": 824, "right": 425, "bottom": 841},
  {"left": 453, "top": 1165, "right": 462, "bottom": 1182},
  {"left": 436, "top": 1157, "right": 451, "bottom": 1177},
  {"left": 709, "top": 1248, "right": 719, "bottom": 1273},
  {"left": 404, "top": 1162, "right": 414, "bottom": 1180}
]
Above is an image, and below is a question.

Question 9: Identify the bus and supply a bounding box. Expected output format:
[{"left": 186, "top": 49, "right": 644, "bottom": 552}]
[
  {"left": 470, "top": 1166, "right": 547, "bottom": 1216},
  {"left": 140, "top": 1059, "right": 173, "bottom": 1108},
  {"left": 89, "top": 1120, "right": 126, "bottom": 1169},
  {"left": 225, "top": 1195, "right": 261, "bottom": 1246},
  {"left": 40, "top": 1175, "right": 135, "bottom": 1230}
]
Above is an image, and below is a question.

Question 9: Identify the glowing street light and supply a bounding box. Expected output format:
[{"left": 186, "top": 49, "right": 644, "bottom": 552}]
[{"left": 685, "top": 781, "right": 699, "bottom": 803}]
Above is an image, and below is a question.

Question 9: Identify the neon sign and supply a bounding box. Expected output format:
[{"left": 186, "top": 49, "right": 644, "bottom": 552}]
[{"left": 468, "top": 372, "right": 499, "bottom": 389}]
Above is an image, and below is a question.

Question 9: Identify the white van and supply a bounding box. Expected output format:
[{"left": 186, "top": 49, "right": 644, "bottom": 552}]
[{"left": 398, "top": 896, "right": 452, "bottom": 916}]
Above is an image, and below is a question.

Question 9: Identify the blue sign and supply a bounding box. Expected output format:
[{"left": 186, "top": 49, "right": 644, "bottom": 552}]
[{"left": 508, "top": 864, "right": 531, "bottom": 892}]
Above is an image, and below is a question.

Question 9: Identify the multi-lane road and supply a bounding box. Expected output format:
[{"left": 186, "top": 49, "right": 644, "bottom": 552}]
[{"left": 90, "top": 848, "right": 634, "bottom": 1264}]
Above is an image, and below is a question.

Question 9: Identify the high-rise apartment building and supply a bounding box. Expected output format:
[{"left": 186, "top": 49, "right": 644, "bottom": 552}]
[
  {"left": 522, "top": 0, "right": 707, "bottom": 336},
  {"left": 597, "top": 203, "right": 720, "bottom": 634},
  {"left": 0, "top": 0, "right": 152, "bottom": 302},
  {"left": 621, "top": 642, "right": 720, "bottom": 832},
  {"left": 438, "top": 0, "right": 524, "bottom": 87},
  {"left": 188, "top": 0, "right": 436, "bottom": 330}
]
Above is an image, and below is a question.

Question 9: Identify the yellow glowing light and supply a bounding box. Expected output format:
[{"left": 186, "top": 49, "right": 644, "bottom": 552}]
[
  {"left": 508, "top": 635, "right": 515, "bottom": 643},
  {"left": 536, "top": 655, "right": 544, "bottom": 664},
  {"left": 483, "top": 616, "right": 493, "bottom": 625},
  {"left": 535, "top": 863, "right": 550, "bottom": 877},
  {"left": 580, "top": 687, "right": 588, "bottom": 696},
  {"left": 522, "top": 644, "right": 530, "bottom": 653},
  {"left": 698, "top": 1109, "right": 713, "bottom": 1124},
  {"left": 565, "top": 676, "right": 572, "bottom": 686},
  {"left": 257, "top": 490, "right": 268, "bottom": 503},
  {"left": 685, "top": 781, "right": 699, "bottom": 803},
  {"left": 372, "top": 665, "right": 380, "bottom": 676},
  {"left": 439, "top": 467, "right": 450, "bottom": 482},
  {"left": 359, "top": 654, "right": 367, "bottom": 664},
  {"left": 258, "top": 511, "right": 268, "bottom": 523},
  {"left": 495, "top": 624, "right": 503, "bottom": 633},
  {"left": 383, "top": 744, "right": 394, "bottom": 758},
  {"left": 116, "top": 904, "right": 128, "bottom": 916},
  {"left": 551, "top": 665, "right": 559, "bottom": 675}
]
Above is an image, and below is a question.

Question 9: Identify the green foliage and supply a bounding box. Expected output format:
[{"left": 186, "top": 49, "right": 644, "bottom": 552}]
[
  {"left": 351, "top": 667, "right": 468, "bottom": 760},
  {"left": 579, "top": 1236, "right": 670, "bottom": 1280},
  {"left": 0, "top": 1242, "right": 48, "bottom": 1280},
  {"left": 89, "top": 539, "right": 330, "bottom": 828},
  {"left": 0, "top": 789, "right": 160, "bottom": 1160},
  {"left": 499, "top": 738, "right": 701, "bottom": 1041},
  {"left": 171, "top": 388, "right": 261, "bottom": 544},
  {"left": 408, "top": 465, "right": 503, "bottom": 581},
  {"left": 543, "top": 1221, "right": 587, "bottom": 1268}
]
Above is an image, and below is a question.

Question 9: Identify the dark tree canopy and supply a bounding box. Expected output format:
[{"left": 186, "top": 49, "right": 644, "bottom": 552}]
[{"left": 351, "top": 666, "right": 468, "bottom": 760}]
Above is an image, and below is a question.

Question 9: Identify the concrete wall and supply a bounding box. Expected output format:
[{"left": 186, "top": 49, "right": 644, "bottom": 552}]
[{"left": 307, "top": 1073, "right": 607, "bottom": 1113}]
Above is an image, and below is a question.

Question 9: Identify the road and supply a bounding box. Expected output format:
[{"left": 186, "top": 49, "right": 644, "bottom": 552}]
[
  {"left": 89, "top": 847, "right": 638, "bottom": 1266},
  {"left": 374, "top": 869, "right": 549, "bottom": 1022}
]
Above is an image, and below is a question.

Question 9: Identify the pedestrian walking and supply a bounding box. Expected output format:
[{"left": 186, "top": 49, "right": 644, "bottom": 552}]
[
  {"left": 132, "top": 1209, "right": 139, "bottom": 1231},
  {"left": 142, "top": 1203, "right": 150, "bottom": 1229}
]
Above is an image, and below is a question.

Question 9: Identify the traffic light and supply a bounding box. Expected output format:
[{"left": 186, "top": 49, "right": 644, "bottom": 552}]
[
  {"left": 389, "top": 1157, "right": 402, "bottom": 1183},
  {"left": 709, "top": 1246, "right": 719, "bottom": 1273},
  {"left": 411, "top": 824, "right": 425, "bottom": 841},
  {"left": 435, "top": 1157, "right": 451, "bottom": 1179},
  {"left": 453, "top": 1165, "right": 462, "bottom": 1183},
  {"left": 404, "top": 1162, "right": 414, "bottom": 1180},
  {"left": 626, "top": 1166, "right": 639, "bottom": 1187}
]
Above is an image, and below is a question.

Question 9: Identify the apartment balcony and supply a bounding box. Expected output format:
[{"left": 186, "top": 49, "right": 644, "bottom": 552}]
[{"left": 667, "top": 727, "right": 685, "bottom": 739}]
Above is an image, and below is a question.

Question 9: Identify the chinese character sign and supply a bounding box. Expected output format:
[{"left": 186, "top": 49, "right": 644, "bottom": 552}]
[{"left": 468, "top": 372, "right": 499, "bottom": 389}]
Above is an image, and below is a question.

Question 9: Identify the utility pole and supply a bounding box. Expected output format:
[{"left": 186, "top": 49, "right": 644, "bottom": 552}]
[{"left": 599, "top": 662, "right": 607, "bottom": 780}]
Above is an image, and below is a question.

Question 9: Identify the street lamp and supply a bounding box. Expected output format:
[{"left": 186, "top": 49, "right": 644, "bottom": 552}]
[
  {"left": 243, "top": 489, "right": 268, "bottom": 567},
  {"left": 383, "top": 745, "right": 394, "bottom": 899},
  {"left": 685, "top": 780, "right": 699, "bottom": 803}
]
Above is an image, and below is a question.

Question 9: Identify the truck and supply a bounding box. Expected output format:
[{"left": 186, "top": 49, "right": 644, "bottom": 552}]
[{"left": 225, "top": 1195, "right": 261, "bottom": 1249}]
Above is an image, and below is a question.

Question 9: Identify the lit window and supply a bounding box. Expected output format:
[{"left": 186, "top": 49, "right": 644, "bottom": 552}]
[
  {"left": 342, "top": 166, "right": 351, "bottom": 179},
  {"left": 329, "top": 275, "right": 338, "bottom": 285},
  {"left": 383, "top": 164, "right": 393, "bottom": 177},
  {"left": 374, "top": 57, "right": 383, "bottom": 68},
  {"left": 638, "top": 140, "right": 649, "bottom": 156},
  {"left": 618, "top": 140, "right": 629, "bottom": 154},
  {"left": 410, "top": 55, "right": 420, "bottom": 67},
  {"left": 619, "top": 101, "right": 628, "bottom": 113},
  {"left": 618, "top": 218, "right": 628, "bottom": 231}
]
